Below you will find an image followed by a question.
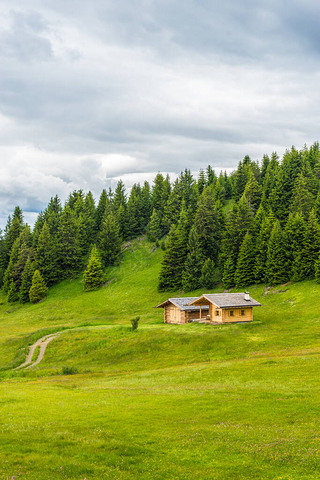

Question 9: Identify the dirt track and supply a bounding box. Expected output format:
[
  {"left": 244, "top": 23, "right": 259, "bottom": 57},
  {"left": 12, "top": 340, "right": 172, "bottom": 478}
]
[{"left": 15, "top": 333, "right": 61, "bottom": 369}]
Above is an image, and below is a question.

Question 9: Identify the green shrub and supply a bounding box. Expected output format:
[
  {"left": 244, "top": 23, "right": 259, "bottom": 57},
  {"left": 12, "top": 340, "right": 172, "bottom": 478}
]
[
  {"left": 130, "top": 316, "right": 140, "bottom": 331},
  {"left": 62, "top": 366, "right": 78, "bottom": 375}
]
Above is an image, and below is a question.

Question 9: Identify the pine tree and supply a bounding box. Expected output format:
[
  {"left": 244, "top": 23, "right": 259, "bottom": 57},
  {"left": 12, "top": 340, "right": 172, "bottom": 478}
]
[
  {"left": 181, "top": 225, "right": 204, "bottom": 291},
  {"left": 20, "top": 257, "right": 35, "bottom": 303},
  {"left": 95, "top": 189, "right": 109, "bottom": 233},
  {"left": 158, "top": 210, "right": 190, "bottom": 291},
  {"left": 234, "top": 232, "right": 256, "bottom": 287},
  {"left": 8, "top": 280, "right": 19, "bottom": 303},
  {"left": 254, "top": 210, "right": 275, "bottom": 282},
  {"left": 284, "top": 212, "right": 306, "bottom": 281},
  {"left": 83, "top": 245, "right": 104, "bottom": 291},
  {"left": 222, "top": 257, "right": 236, "bottom": 289},
  {"left": 266, "top": 220, "right": 289, "bottom": 284},
  {"left": 200, "top": 258, "right": 219, "bottom": 289},
  {"left": 242, "top": 170, "right": 262, "bottom": 212},
  {"left": 98, "top": 212, "right": 122, "bottom": 266},
  {"left": 147, "top": 209, "right": 163, "bottom": 242},
  {"left": 290, "top": 173, "right": 314, "bottom": 219},
  {"left": 56, "top": 205, "right": 81, "bottom": 278},
  {"left": 29, "top": 270, "right": 48, "bottom": 303},
  {"left": 35, "top": 221, "right": 57, "bottom": 286},
  {"left": 299, "top": 209, "right": 320, "bottom": 279},
  {"left": 315, "top": 253, "right": 320, "bottom": 283}
]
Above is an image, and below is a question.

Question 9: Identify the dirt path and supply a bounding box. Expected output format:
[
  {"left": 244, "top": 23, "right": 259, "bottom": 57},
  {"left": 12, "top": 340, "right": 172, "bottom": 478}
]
[{"left": 15, "top": 333, "right": 62, "bottom": 370}]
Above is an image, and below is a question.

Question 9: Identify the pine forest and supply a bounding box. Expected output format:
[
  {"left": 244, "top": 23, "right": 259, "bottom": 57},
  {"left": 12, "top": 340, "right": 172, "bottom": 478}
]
[{"left": 2, "top": 142, "right": 320, "bottom": 302}]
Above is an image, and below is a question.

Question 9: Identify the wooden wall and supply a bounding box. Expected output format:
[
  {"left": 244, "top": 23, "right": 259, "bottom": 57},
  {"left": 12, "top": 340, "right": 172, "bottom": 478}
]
[
  {"left": 164, "top": 305, "right": 186, "bottom": 324},
  {"left": 222, "top": 307, "right": 253, "bottom": 323}
]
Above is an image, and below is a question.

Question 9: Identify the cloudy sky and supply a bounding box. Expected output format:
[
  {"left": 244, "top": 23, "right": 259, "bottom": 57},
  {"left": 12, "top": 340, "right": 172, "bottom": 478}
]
[{"left": 1, "top": 0, "right": 320, "bottom": 227}]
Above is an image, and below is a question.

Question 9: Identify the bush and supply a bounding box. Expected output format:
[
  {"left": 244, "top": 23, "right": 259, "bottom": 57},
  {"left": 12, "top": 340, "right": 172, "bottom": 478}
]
[
  {"left": 131, "top": 316, "right": 140, "bottom": 331},
  {"left": 62, "top": 366, "right": 78, "bottom": 375}
]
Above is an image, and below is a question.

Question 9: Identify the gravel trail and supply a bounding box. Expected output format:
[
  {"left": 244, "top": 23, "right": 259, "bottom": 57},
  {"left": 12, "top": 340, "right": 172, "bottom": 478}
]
[{"left": 15, "top": 333, "right": 61, "bottom": 369}]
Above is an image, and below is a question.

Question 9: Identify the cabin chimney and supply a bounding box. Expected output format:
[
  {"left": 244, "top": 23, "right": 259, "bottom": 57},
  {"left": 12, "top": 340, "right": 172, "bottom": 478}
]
[{"left": 244, "top": 291, "right": 250, "bottom": 301}]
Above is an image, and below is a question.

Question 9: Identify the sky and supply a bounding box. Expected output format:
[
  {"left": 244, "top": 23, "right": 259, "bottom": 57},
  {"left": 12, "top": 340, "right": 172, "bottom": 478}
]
[{"left": 1, "top": 0, "right": 320, "bottom": 228}]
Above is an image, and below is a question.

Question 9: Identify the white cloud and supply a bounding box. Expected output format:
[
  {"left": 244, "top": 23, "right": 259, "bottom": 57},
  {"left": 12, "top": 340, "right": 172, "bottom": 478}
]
[{"left": 0, "top": 1, "right": 320, "bottom": 226}]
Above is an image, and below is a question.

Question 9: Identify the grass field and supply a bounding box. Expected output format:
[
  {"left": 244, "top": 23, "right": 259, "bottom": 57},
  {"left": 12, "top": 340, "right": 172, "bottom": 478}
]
[{"left": 1, "top": 237, "right": 320, "bottom": 479}]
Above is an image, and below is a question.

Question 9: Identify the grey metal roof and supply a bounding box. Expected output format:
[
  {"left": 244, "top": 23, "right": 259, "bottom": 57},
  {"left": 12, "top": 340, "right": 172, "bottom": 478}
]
[
  {"left": 189, "top": 293, "right": 261, "bottom": 308},
  {"left": 155, "top": 297, "right": 209, "bottom": 311}
]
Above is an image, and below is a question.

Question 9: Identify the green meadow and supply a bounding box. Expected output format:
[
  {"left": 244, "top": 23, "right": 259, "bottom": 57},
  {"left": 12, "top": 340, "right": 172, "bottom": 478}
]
[{"left": 1, "top": 238, "right": 320, "bottom": 479}]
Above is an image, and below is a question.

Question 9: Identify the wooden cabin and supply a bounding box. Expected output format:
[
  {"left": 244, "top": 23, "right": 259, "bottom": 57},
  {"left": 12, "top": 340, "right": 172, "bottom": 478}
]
[
  {"left": 189, "top": 292, "right": 261, "bottom": 323},
  {"left": 155, "top": 297, "right": 209, "bottom": 324}
]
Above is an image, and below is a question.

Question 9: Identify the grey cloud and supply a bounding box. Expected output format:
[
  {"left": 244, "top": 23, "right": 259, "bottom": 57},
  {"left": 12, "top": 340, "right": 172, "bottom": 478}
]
[
  {"left": 0, "top": 0, "right": 320, "bottom": 226},
  {"left": 0, "top": 10, "right": 53, "bottom": 62}
]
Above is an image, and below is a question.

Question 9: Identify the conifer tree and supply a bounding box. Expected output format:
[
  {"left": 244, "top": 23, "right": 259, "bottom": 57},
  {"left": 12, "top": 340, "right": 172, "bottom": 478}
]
[
  {"left": 19, "top": 256, "right": 35, "bottom": 303},
  {"left": 299, "top": 209, "right": 320, "bottom": 279},
  {"left": 95, "top": 189, "right": 109, "bottom": 233},
  {"left": 181, "top": 225, "right": 204, "bottom": 291},
  {"left": 290, "top": 173, "right": 314, "bottom": 219},
  {"left": 234, "top": 232, "right": 256, "bottom": 287},
  {"left": 158, "top": 209, "right": 190, "bottom": 291},
  {"left": 206, "top": 165, "right": 217, "bottom": 186},
  {"left": 83, "top": 245, "right": 104, "bottom": 291},
  {"left": 222, "top": 257, "right": 236, "bottom": 289},
  {"left": 284, "top": 212, "right": 306, "bottom": 281},
  {"left": 35, "top": 221, "right": 57, "bottom": 285},
  {"left": 147, "top": 209, "right": 163, "bottom": 242},
  {"left": 98, "top": 211, "right": 122, "bottom": 266},
  {"left": 242, "top": 170, "right": 262, "bottom": 212},
  {"left": 56, "top": 205, "right": 81, "bottom": 278},
  {"left": 200, "top": 258, "right": 218, "bottom": 289},
  {"left": 266, "top": 220, "right": 289, "bottom": 284},
  {"left": 29, "top": 270, "right": 48, "bottom": 303},
  {"left": 315, "top": 253, "right": 320, "bottom": 284},
  {"left": 254, "top": 211, "right": 275, "bottom": 283},
  {"left": 8, "top": 280, "right": 19, "bottom": 303}
]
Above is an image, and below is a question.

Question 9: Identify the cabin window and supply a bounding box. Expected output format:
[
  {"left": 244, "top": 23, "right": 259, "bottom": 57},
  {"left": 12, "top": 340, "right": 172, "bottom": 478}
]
[
  {"left": 215, "top": 310, "right": 220, "bottom": 316},
  {"left": 229, "top": 310, "right": 234, "bottom": 317},
  {"left": 241, "top": 310, "right": 245, "bottom": 316}
]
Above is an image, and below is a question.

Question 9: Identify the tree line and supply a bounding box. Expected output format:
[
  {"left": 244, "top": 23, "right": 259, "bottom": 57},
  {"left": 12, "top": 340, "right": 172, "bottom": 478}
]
[{"left": 1, "top": 142, "right": 320, "bottom": 302}]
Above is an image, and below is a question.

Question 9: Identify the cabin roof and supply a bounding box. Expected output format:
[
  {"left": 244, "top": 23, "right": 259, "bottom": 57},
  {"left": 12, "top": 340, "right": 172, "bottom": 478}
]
[
  {"left": 189, "top": 293, "right": 261, "bottom": 308},
  {"left": 155, "top": 297, "right": 209, "bottom": 311}
]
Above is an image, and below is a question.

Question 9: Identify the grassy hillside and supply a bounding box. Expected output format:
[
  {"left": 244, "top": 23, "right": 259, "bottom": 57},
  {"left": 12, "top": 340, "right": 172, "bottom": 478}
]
[{"left": 1, "top": 238, "right": 320, "bottom": 479}]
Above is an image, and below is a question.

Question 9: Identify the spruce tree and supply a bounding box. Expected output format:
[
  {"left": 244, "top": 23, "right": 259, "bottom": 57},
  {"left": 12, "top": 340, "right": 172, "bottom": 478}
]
[
  {"left": 147, "top": 209, "right": 163, "bottom": 242},
  {"left": 83, "top": 245, "right": 104, "bottom": 291},
  {"left": 315, "top": 253, "right": 320, "bottom": 284},
  {"left": 181, "top": 225, "right": 204, "bottom": 291},
  {"left": 284, "top": 212, "right": 306, "bottom": 281},
  {"left": 158, "top": 210, "right": 190, "bottom": 291},
  {"left": 234, "top": 232, "right": 256, "bottom": 287},
  {"left": 29, "top": 270, "right": 48, "bottom": 303},
  {"left": 20, "top": 257, "right": 35, "bottom": 303},
  {"left": 56, "top": 205, "right": 81, "bottom": 278},
  {"left": 266, "top": 220, "right": 289, "bottom": 284},
  {"left": 8, "top": 280, "right": 19, "bottom": 303},
  {"left": 222, "top": 257, "right": 236, "bottom": 289},
  {"left": 35, "top": 221, "right": 57, "bottom": 285},
  {"left": 299, "top": 209, "right": 320, "bottom": 279},
  {"left": 200, "top": 258, "right": 218, "bottom": 289},
  {"left": 98, "top": 212, "right": 122, "bottom": 266}
]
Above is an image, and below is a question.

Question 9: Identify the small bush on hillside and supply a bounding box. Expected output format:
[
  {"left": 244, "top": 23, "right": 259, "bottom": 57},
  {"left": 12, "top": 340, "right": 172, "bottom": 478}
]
[
  {"left": 131, "top": 316, "right": 140, "bottom": 331},
  {"left": 62, "top": 366, "right": 78, "bottom": 375},
  {"left": 29, "top": 270, "right": 48, "bottom": 304}
]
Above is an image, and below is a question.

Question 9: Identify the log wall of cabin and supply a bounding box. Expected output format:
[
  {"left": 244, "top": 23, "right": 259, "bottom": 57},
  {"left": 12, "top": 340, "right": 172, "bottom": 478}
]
[
  {"left": 209, "top": 304, "right": 223, "bottom": 322},
  {"left": 222, "top": 307, "right": 253, "bottom": 323},
  {"left": 164, "top": 305, "right": 186, "bottom": 324}
]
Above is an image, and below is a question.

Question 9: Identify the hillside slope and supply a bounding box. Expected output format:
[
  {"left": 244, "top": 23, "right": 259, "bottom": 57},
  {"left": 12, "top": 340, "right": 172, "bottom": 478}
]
[{"left": 1, "top": 239, "right": 320, "bottom": 479}]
